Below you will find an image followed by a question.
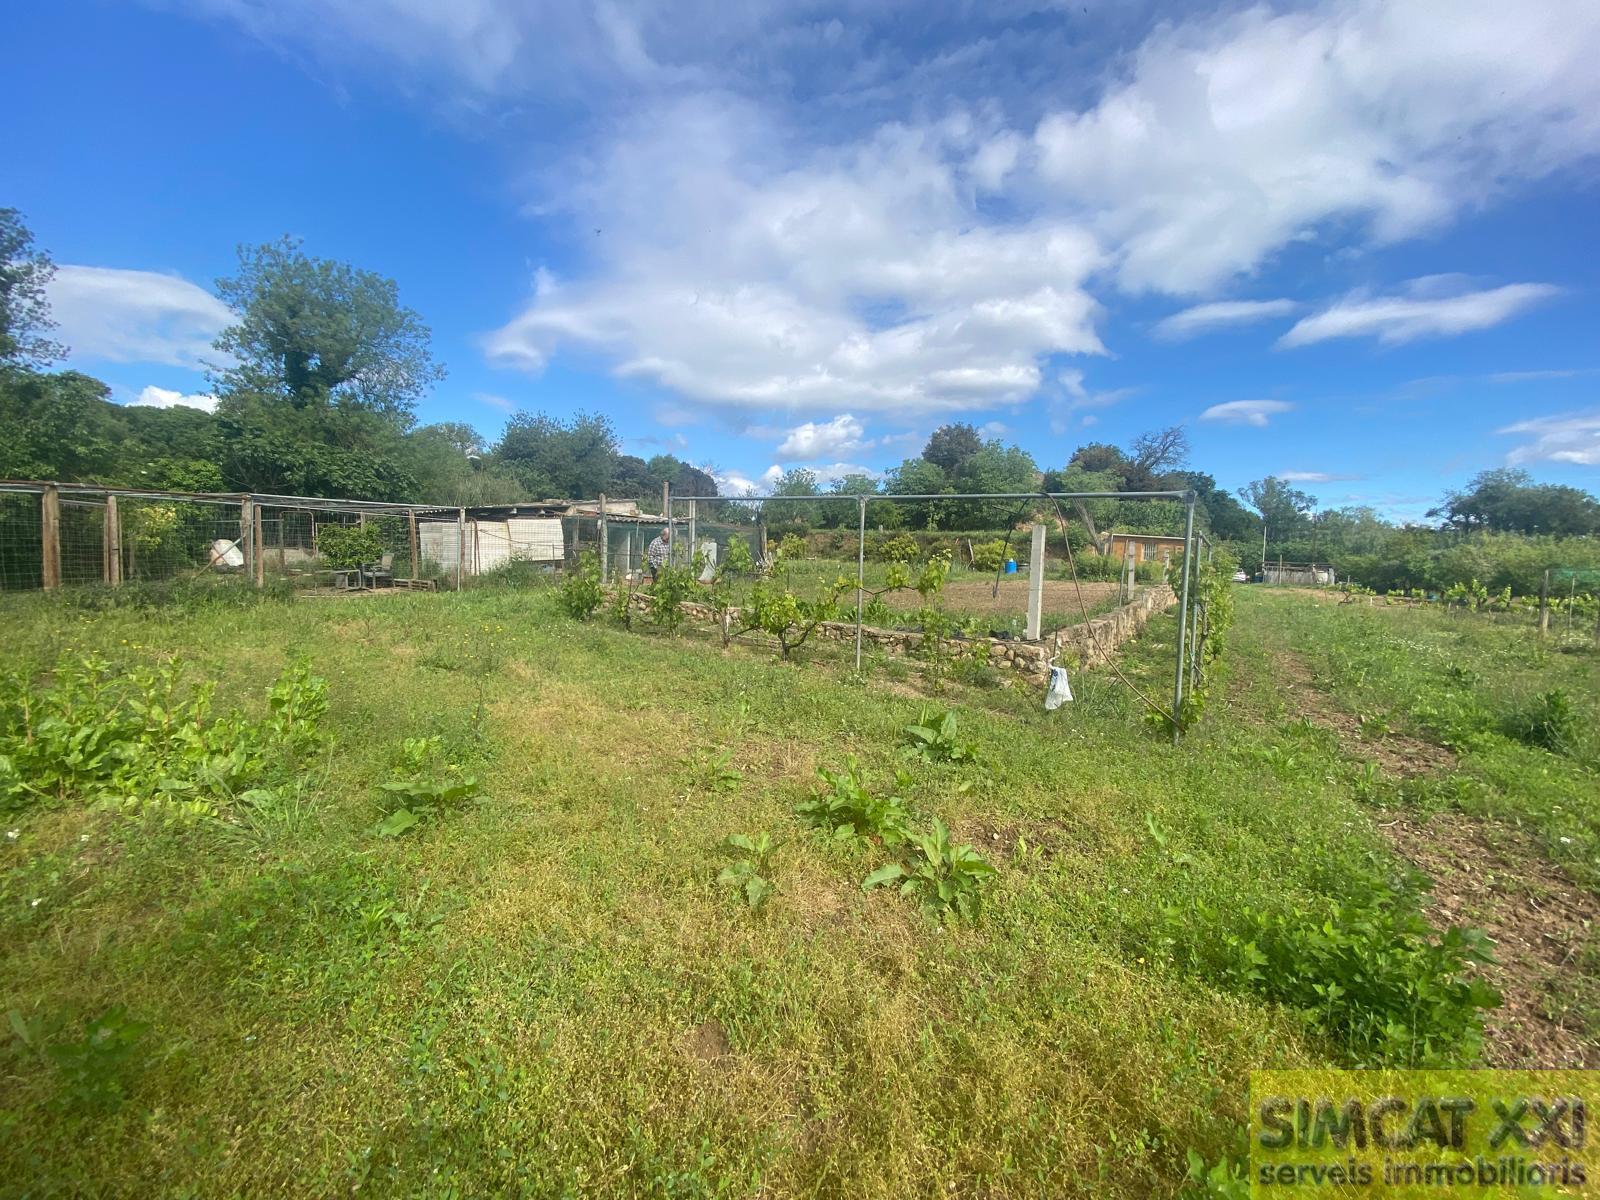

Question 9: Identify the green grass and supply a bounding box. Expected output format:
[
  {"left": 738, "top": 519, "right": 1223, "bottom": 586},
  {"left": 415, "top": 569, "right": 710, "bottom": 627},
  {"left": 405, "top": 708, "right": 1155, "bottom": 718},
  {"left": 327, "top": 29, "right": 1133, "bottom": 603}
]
[{"left": 0, "top": 583, "right": 1592, "bottom": 1196}]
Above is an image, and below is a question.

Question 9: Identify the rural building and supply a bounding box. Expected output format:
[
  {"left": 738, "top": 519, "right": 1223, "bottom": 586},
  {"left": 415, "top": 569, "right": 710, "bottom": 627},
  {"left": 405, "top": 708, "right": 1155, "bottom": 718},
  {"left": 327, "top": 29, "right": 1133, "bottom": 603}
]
[{"left": 1105, "top": 532, "right": 1185, "bottom": 564}]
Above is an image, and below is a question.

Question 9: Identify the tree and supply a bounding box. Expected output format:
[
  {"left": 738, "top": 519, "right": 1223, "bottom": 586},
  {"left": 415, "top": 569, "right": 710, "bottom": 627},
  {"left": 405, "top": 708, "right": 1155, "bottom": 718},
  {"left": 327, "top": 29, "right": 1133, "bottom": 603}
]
[
  {"left": 1431, "top": 468, "right": 1600, "bottom": 537},
  {"left": 947, "top": 441, "right": 1039, "bottom": 527},
  {"left": 1180, "top": 471, "right": 1255, "bottom": 541},
  {"left": 922, "top": 423, "right": 982, "bottom": 474},
  {"left": 1238, "top": 476, "right": 1316, "bottom": 566},
  {"left": 495, "top": 410, "right": 618, "bottom": 499},
  {"left": 768, "top": 467, "right": 822, "bottom": 530},
  {"left": 0, "top": 370, "right": 118, "bottom": 480},
  {"left": 883, "top": 457, "right": 952, "bottom": 529},
  {"left": 211, "top": 237, "right": 445, "bottom": 427},
  {"left": 216, "top": 394, "right": 418, "bottom": 499},
  {"left": 1068, "top": 442, "right": 1131, "bottom": 480},
  {"left": 0, "top": 209, "right": 64, "bottom": 367},
  {"left": 1125, "top": 426, "right": 1189, "bottom": 490}
]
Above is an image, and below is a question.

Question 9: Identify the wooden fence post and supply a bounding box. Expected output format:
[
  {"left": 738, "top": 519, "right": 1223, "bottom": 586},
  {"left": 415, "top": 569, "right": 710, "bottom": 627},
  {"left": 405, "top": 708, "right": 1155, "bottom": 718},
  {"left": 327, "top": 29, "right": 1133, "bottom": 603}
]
[
  {"left": 1538, "top": 569, "right": 1550, "bottom": 636},
  {"left": 598, "top": 493, "right": 608, "bottom": 583},
  {"left": 456, "top": 507, "right": 466, "bottom": 590},
  {"left": 253, "top": 504, "right": 265, "bottom": 587},
  {"left": 408, "top": 511, "right": 419, "bottom": 577},
  {"left": 41, "top": 484, "right": 61, "bottom": 591},
  {"left": 104, "top": 494, "right": 122, "bottom": 586}
]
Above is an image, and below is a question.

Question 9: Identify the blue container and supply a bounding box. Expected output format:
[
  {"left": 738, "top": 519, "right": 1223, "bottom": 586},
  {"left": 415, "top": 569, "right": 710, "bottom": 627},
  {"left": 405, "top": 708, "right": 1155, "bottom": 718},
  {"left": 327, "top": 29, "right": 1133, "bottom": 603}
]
[{"left": 1004, "top": 559, "right": 1018, "bottom": 575}]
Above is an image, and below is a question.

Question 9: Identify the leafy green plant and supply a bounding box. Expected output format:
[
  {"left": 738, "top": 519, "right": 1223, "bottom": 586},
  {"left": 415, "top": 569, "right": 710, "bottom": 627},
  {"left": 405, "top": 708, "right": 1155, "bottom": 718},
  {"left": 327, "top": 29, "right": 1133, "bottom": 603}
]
[
  {"left": 647, "top": 563, "right": 696, "bottom": 632},
  {"left": 718, "top": 832, "right": 780, "bottom": 910},
  {"left": 901, "top": 705, "right": 979, "bottom": 765},
  {"left": 317, "top": 523, "right": 386, "bottom": 569},
  {"left": 797, "top": 758, "right": 913, "bottom": 846},
  {"left": 1183, "top": 1150, "right": 1249, "bottom": 1200},
  {"left": 44, "top": 1005, "right": 151, "bottom": 1112},
  {"left": 0, "top": 656, "right": 328, "bottom": 819},
  {"left": 863, "top": 818, "right": 997, "bottom": 920},
  {"left": 558, "top": 551, "right": 605, "bottom": 620},
  {"left": 694, "top": 747, "right": 743, "bottom": 793},
  {"left": 1155, "top": 887, "right": 1499, "bottom": 1066},
  {"left": 373, "top": 736, "right": 481, "bottom": 836}
]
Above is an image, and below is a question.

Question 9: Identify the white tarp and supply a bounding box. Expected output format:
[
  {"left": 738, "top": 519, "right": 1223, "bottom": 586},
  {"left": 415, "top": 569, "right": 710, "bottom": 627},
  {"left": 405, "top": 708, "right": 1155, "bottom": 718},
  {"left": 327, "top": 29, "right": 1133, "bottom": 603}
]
[{"left": 208, "top": 538, "right": 245, "bottom": 571}]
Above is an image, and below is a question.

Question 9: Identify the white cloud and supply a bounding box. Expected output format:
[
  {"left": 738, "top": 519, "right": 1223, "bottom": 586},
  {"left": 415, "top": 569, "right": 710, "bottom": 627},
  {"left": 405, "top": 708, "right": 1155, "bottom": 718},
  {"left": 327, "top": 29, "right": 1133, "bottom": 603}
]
[
  {"left": 128, "top": 385, "right": 218, "bottom": 413},
  {"left": 48, "top": 266, "right": 232, "bottom": 368},
  {"left": 485, "top": 97, "right": 1107, "bottom": 417},
  {"left": 1034, "top": 2, "right": 1600, "bottom": 294},
  {"left": 474, "top": 392, "right": 515, "bottom": 411},
  {"left": 776, "top": 414, "right": 867, "bottom": 461},
  {"left": 182, "top": 0, "right": 1600, "bottom": 414},
  {"left": 1199, "top": 400, "right": 1293, "bottom": 427},
  {"left": 1279, "top": 278, "right": 1561, "bottom": 347},
  {"left": 1498, "top": 412, "right": 1600, "bottom": 466},
  {"left": 1153, "top": 299, "right": 1298, "bottom": 341},
  {"left": 1052, "top": 368, "right": 1134, "bottom": 433},
  {"left": 1278, "top": 470, "right": 1360, "bottom": 483}
]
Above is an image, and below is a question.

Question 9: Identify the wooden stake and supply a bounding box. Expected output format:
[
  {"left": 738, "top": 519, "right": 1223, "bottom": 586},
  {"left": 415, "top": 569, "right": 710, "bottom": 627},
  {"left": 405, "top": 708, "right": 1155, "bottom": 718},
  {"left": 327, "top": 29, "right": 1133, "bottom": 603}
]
[
  {"left": 1539, "top": 569, "right": 1550, "bottom": 636},
  {"left": 253, "top": 504, "right": 265, "bottom": 587},
  {"left": 41, "top": 484, "right": 61, "bottom": 590},
  {"left": 408, "top": 511, "right": 419, "bottom": 576},
  {"left": 104, "top": 495, "right": 122, "bottom": 586}
]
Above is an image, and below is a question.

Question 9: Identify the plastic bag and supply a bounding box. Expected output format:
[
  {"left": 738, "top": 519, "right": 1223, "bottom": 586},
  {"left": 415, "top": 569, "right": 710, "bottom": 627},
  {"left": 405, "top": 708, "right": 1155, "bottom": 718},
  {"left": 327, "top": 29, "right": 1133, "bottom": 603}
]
[{"left": 1044, "top": 666, "right": 1073, "bottom": 710}]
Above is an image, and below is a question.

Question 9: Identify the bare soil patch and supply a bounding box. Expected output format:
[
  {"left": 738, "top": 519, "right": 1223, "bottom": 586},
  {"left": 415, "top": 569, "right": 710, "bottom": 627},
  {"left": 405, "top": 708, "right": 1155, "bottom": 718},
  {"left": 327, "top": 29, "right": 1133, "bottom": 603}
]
[
  {"left": 682, "top": 1019, "right": 731, "bottom": 1064},
  {"left": 1381, "top": 812, "right": 1600, "bottom": 1068}
]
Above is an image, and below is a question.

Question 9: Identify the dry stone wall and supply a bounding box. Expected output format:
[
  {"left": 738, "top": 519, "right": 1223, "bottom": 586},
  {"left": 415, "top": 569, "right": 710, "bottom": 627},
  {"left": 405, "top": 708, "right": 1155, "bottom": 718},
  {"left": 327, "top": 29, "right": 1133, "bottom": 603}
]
[{"left": 620, "top": 584, "right": 1176, "bottom": 683}]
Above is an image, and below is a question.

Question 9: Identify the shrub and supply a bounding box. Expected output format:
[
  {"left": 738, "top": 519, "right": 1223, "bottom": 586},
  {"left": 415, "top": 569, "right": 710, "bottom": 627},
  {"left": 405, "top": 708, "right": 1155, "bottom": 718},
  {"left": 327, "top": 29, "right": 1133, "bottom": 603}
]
[
  {"left": 317, "top": 523, "right": 385, "bottom": 568},
  {"left": 775, "top": 532, "right": 808, "bottom": 562},
  {"left": 557, "top": 551, "right": 604, "bottom": 619},
  {"left": 372, "top": 735, "right": 482, "bottom": 837},
  {"left": 718, "top": 833, "right": 780, "bottom": 910},
  {"left": 969, "top": 539, "right": 1008, "bottom": 573},
  {"left": 873, "top": 533, "right": 921, "bottom": 564}
]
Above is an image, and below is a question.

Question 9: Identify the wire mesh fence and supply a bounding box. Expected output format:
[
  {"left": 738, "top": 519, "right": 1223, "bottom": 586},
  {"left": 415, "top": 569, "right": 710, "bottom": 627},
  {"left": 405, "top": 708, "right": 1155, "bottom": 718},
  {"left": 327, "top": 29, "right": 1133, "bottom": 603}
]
[{"left": 0, "top": 480, "right": 1217, "bottom": 736}]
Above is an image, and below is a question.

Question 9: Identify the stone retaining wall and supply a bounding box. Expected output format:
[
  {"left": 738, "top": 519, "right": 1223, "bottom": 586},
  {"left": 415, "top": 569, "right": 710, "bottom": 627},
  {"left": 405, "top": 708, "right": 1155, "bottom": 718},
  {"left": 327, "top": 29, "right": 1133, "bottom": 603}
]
[{"left": 621, "top": 584, "right": 1176, "bottom": 683}]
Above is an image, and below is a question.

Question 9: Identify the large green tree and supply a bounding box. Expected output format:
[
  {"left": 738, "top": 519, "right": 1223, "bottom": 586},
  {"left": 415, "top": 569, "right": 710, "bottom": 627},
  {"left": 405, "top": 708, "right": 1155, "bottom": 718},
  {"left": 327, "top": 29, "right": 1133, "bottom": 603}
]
[
  {"left": 211, "top": 238, "right": 444, "bottom": 427},
  {"left": 1431, "top": 468, "right": 1600, "bottom": 536},
  {"left": 494, "top": 411, "right": 618, "bottom": 499},
  {"left": 922, "top": 423, "right": 982, "bottom": 474},
  {"left": 0, "top": 209, "right": 64, "bottom": 368},
  {"left": 1239, "top": 476, "right": 1316, "bottom": 565}
]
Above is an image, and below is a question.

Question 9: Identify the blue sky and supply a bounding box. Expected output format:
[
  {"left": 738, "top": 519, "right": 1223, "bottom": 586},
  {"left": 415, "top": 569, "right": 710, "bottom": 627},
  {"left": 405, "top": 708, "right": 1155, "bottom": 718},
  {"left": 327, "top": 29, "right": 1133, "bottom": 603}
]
[{"left": 6, "top": 0, "right": 1599, "bottom": 518}]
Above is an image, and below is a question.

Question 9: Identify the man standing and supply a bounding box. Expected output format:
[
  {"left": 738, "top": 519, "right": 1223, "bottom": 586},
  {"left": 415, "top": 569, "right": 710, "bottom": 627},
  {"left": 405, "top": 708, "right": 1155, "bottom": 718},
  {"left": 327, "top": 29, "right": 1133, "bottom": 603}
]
[{"left": 646, "top": 527, "right": 671, "bottom": 583}]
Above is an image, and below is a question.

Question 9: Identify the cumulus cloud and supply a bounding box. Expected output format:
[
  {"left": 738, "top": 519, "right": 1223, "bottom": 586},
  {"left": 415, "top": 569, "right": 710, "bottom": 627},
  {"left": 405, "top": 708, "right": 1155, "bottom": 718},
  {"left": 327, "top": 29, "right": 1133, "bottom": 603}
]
[
  {"left": 1499, "top": 412, "right": 1600, "bottom": 466},
  {"left": 1199, "top": 400, "right": 1293, "bottom": 427},
  {"left": 48, "top": 266, "right": 232, "bottom": 368},
  {"left": 1279, "top": 278, "right": 1561, "bottom": 347},
  {"left": 776, "top": 414, "right": 868, "bottom": 461},
  {"left": 128, "top": 385, "right": 218, "bottom": 413},
  {"left": 177, "top": 0, "right": 1600, "bottom": 415},
  {"left": 1153, "top": 299, "right": 1298, "bottom": 341}
]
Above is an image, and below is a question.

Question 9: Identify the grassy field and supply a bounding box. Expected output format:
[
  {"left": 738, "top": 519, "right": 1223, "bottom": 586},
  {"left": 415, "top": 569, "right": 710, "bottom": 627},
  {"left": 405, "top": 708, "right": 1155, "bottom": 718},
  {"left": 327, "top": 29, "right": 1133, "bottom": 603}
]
[{"left": 1, "top": 580, "right": 1596, "bottom": 1197}]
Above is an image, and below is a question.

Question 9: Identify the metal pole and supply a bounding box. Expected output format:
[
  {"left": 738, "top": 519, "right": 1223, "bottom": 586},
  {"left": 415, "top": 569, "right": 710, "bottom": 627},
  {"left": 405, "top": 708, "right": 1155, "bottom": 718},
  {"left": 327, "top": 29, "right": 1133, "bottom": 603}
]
[
  {"left": 1172, "top": 494, "right": 1197, "bottom": 745},
  {"left": 855, "top": 496, "right": 866, "bottom": 670},
  {"left": 662, "top": 482, "right": 671, "bottom": 565},
  {"left": 598, "top": 494, "right": 608, "bottom": 583},
  {"left": 688, "top": 498, "right": 697, "bottom": 574}
]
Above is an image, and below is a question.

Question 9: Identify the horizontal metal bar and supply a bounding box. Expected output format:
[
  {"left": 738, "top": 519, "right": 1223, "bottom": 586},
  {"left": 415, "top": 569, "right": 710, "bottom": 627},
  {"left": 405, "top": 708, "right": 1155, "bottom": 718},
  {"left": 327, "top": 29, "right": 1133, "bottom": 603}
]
[{"left": 658, "top": 490, "right": 1195, "bottom": 503}]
